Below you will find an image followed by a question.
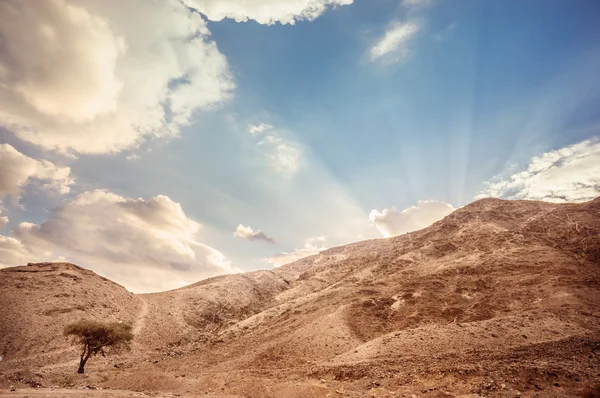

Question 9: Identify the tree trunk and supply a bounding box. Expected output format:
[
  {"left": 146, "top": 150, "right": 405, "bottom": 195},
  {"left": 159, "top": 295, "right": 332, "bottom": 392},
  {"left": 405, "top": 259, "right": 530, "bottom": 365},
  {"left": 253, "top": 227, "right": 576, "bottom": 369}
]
[
  {"left": 78, "top": 345, "right": 90, "bottom": 374},
  {"left": 77, "top": 357, "right": 86, "bottom": 374}
]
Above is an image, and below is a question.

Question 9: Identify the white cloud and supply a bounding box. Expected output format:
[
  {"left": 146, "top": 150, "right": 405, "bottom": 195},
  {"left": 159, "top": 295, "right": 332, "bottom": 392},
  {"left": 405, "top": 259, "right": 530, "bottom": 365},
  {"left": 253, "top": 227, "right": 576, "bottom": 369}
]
[
  {"left": 402, "top": 0, "right": 432, "bottom": 7},
  {"left": 476, "top": 138, "right": 600, "bottom": 203},
  {"left": 0, "top": 234, "right": 37, "bottom": 267},
  {"left": 369, "top": 0, "right": 433, "bottom": 63},
  {"left": 233, "top": 224, "right": 275, "bottom": 244},
  {"left": 370, "top": 21, "right": 420, "bottom": 61},
  {"left": 0, "top": 144, "right": 73, "bottom": 200},
  {"left": 250, "top": 123, "right": 302, "bottom": 175},
  {"left": 369, "top": 200, "right": 454, "bottom": 237},
  {"left": 184, "top": 0, "right": 353, "bottom": 25},
  {"left": 264, "top": 237, "right": 326, "bottom": 267},
  {"left": 0, "top": 0, "right": 234, "bottom": 154},
  {"left": 2, "top": 190, "right": 239, "bottom": 292},
  {"left": 261, "top": 135, "right": 302, "bottom": 174},
  {"left": 0, "top": 0, "right": 123, "bottom": 124},
  {"left": 248, "top": 123, "right": 273, "bottom": 136}
]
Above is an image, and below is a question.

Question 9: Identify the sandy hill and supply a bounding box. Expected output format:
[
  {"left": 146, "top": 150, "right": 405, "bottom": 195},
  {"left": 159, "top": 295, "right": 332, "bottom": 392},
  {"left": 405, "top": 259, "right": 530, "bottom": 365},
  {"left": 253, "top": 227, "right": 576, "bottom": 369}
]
[
  {"left": 0, "top": 198, "right": 599, "bottom": 397},
  {"left": 0, "top": 263, "right": 142, "bottom": 371}
]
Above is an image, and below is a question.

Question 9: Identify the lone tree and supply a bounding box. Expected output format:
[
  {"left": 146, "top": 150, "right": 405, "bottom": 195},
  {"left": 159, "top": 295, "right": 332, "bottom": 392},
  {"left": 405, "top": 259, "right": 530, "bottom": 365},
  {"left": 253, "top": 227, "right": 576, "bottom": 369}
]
[{"left": 64, "top": 319, "right": 133, "bottom": 374}]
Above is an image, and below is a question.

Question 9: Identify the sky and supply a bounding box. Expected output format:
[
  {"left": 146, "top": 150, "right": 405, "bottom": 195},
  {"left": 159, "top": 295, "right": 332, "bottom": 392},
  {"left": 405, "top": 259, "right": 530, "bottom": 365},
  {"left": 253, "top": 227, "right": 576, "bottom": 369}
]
[{"left": 1, "top": 0, "right": 599, "bottom": 292}]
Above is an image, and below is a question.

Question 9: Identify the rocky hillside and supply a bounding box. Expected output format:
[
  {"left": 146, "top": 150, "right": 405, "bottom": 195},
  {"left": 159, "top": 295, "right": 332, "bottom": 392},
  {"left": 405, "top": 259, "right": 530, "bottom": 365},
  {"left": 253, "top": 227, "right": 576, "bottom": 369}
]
[
  {"left": 136, "top": 271, "right": 291, "bottom": 352},
  {"left": 1, "top": 198, "right": 599, "bottom": 397},
  {"left": 0, "top": 263, "right": 141, "bottom": 369}
]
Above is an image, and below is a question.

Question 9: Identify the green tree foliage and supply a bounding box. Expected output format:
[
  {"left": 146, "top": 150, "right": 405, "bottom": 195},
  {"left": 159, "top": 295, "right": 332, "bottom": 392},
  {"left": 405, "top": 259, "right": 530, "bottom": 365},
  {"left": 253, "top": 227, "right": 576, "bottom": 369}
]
[{"left": 64, "top": 319, "right": 133, "bottom": 374}]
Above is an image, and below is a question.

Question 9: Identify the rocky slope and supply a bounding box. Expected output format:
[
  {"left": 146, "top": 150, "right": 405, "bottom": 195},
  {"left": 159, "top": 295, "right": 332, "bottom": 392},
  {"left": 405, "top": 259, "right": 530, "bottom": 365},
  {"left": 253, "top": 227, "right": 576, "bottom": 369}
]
[
  {"left": 0, "top": 263, "right": 141, "bottom": 364},
  {"left": 1, "top": 198, "right": 599, "bottom": 397}
]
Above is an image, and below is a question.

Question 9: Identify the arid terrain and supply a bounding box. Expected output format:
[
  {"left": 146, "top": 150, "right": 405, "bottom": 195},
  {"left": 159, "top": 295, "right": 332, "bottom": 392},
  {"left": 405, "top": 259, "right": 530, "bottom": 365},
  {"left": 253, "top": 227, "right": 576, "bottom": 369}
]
[{"left": 1, "top": 198, "right": 599, "bottom": 397}]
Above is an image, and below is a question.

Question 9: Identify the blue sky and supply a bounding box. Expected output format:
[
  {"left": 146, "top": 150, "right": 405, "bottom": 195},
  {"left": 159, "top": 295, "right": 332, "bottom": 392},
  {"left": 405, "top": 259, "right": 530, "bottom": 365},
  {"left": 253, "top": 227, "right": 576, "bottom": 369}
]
[{"left": 1, "top": 0, "right": 599, "bottom": 291}]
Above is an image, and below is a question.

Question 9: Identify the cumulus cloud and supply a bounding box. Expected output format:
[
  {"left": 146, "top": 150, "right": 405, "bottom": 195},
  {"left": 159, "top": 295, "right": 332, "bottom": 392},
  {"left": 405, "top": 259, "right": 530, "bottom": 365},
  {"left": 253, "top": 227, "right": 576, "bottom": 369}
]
[
  {"left": 184, "top": 0, "right": 353, "bottom": 25},
  {"left": 476, "top": 138, "right": 600, "bottom": 203},
  {"left": 249, "top": 123, "right": 302, "bottom": 175},
  {"left": 369, "top": 200, "right": 454, "bottom": 237},
  {"left": 370, "top": 21, "right": 420, "bottom": 61},
  {"left": 1, "top": 190, "right": 239, "bottom": 292},
  {"left": 0, "top": 144, "right": 73, "bottom": 200},
  {"left": 233, "top": 224, "right": 275, "bottom": 244},
  {"left": 0, "top": 0, "right": 234, "bottom": 154},
  {"left": 0, "top": 234, "right": 37, "bottom": 267},
  {"left": 264, "top": 237, "right": 326, "bottom": 267}
]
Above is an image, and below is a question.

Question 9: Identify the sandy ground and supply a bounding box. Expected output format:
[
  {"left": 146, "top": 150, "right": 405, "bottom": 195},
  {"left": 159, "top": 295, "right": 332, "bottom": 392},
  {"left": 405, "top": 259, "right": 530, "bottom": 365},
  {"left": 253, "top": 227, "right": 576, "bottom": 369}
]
[{"left": 0, "top": 389, "right": 235, "bottom": 397}]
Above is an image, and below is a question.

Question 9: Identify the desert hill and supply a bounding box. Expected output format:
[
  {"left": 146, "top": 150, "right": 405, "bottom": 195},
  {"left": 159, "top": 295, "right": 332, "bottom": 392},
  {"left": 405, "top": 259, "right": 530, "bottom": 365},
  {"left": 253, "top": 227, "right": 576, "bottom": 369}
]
[
  {"left": 0, "top": 263, "right": 141, "bottom": 368},
  {"left": 1, "top": 198, "right": 599, "bottom": 397}
]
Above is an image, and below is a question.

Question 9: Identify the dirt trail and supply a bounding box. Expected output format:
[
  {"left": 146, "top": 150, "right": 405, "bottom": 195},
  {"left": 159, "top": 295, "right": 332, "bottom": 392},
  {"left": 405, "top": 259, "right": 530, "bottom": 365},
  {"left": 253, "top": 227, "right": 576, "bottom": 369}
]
[
  {"left": 172, "top": 292, "right": 189, "bottom": 330},
  {"left": 132, "top": 297, "right": 148, "bottom": 336}
]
